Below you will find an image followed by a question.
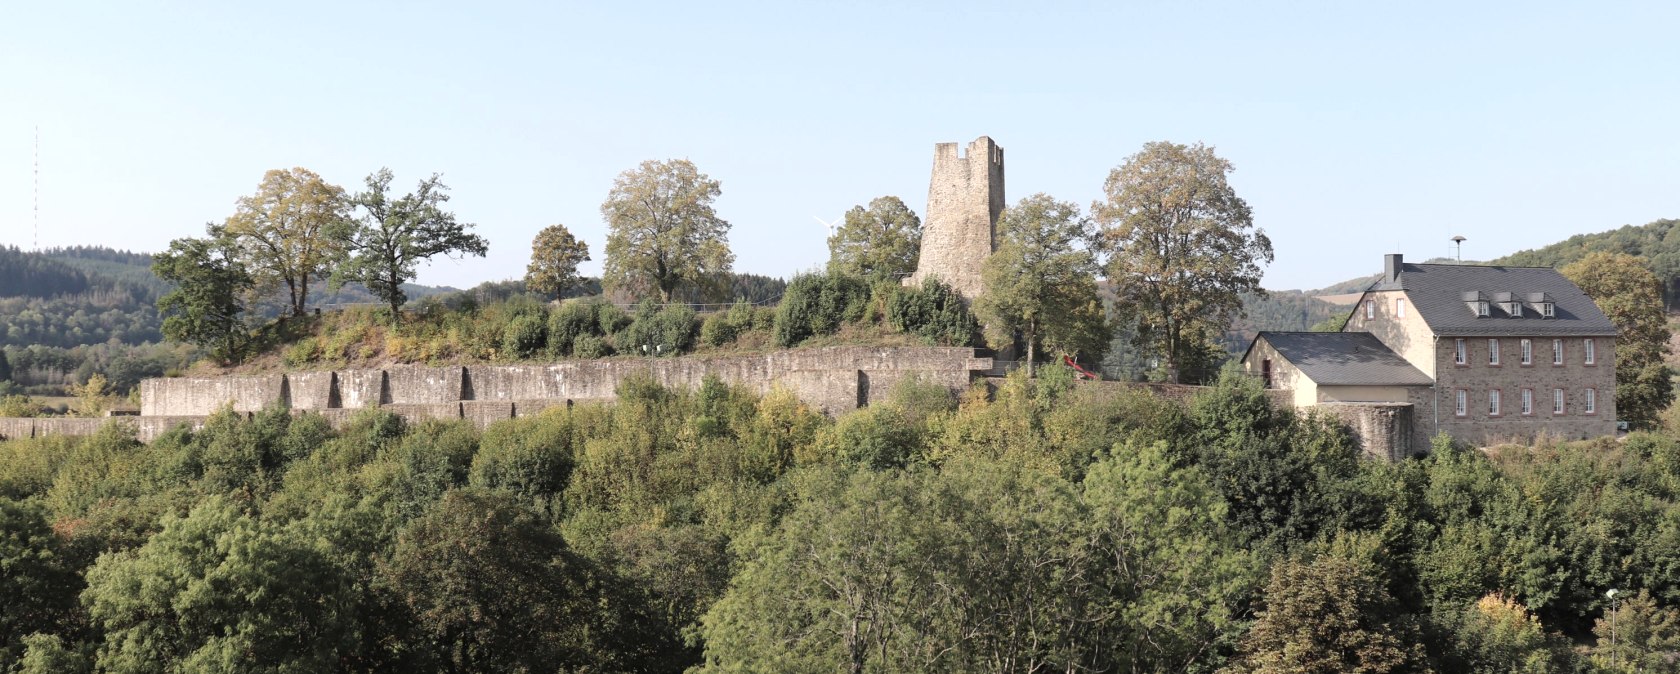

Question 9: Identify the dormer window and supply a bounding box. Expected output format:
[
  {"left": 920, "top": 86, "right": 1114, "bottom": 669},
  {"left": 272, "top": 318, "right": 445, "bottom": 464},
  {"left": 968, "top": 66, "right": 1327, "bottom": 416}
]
[
  {"left": 1464, "top": 291, "right": 1490, "bottom": 317},
  {"left": 1528, "top": 292, "right": 1555, "bottom": 318},
  {"left": 1494, "top": 291, "right": 1522, "bottom": 317}
]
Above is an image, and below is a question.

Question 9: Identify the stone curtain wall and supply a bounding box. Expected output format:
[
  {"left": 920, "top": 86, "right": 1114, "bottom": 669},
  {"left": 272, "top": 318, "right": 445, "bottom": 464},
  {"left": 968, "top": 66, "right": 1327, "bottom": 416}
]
[
  {"left": 906, "top": 136, "right": 1004, "bottom": 300},
  {"left": 136, "top": 347, "right": 990, "bottom": 421}
]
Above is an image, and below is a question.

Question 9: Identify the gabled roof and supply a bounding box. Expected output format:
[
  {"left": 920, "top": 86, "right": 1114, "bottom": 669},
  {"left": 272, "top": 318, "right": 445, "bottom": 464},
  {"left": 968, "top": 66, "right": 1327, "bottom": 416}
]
[
  {"left": 1255, "top": 332, "right": 1434, "bottom": 386},
  {"left": 1369, "top": 263, "right": 1617, "bottom": 337}
]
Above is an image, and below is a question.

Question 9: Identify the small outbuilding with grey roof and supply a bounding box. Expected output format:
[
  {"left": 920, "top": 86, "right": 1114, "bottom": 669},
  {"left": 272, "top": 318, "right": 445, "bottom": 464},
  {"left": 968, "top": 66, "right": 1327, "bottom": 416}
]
[{"left": 1242, "top": 332, "right": 1433, "bottom": 408}]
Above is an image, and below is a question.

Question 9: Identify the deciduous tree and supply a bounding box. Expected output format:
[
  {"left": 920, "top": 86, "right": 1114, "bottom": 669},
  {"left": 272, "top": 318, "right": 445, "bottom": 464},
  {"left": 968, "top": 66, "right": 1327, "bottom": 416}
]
[
  {"left": 525, "top": 224, "right": 591, "bottom": 301},
  {"left": 152, "top": 234, "right": 254, "bottom": 362},
  {"left": 0, "top": 498, "right": 78, "bottom": 662},
  {"left": 826, "top": 196, "right": 921, "bottom": 283},
  {"left": 974, "top": 193, "right": 1107, "bottom": 376},
  {"left": 601, "top": 159, "right": 733, "bottom": 302},
  {"left": 379, "top": 488, "right": 655, "bottom": 672},
  {"left": 1591, "top": 589, "right": 1680, "bottom": 673},
  {"left": 1226, "top": 554, "right": 1426, "bottom": 674},
  {"left": 1561, "top": 251, "right": 1675, "bottom": 429},
  {"left": 338, "top": 168, "right": 489, "bottom": 317},
  {"left": 1094, "top": 141, "right": 1272, "bottom": 383},
  {"left": 81, "top": 497, "right": 358, "bottom": 672},
  {"left": 220, "top": 167, "right": 354, "bottom": 317}
]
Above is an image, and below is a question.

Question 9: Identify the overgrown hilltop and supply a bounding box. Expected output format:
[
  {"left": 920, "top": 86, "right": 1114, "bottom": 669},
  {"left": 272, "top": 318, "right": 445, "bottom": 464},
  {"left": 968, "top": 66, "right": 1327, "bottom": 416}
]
[
  {"left": 244, "top": 273, "right": 969, "bottom": 373},
  {"left": 4, "top": 367, "right": 1677, "bottom": 671}
]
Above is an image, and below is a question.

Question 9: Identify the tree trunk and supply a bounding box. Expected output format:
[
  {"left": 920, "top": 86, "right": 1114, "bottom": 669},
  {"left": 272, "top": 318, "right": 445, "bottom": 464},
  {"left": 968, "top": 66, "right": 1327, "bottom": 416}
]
[
  {"left": 1026, "top": 320, "right": 1037, "bottom": 378},
  {"left": 296, "top": 275, "right": 311, "bottom": 317}
]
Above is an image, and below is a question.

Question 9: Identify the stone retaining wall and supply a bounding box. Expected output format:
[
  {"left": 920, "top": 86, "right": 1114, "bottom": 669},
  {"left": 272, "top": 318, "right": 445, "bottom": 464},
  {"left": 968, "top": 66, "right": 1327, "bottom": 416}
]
[{"left": 14, "top": 347, "right": 991, "bottom": 443}]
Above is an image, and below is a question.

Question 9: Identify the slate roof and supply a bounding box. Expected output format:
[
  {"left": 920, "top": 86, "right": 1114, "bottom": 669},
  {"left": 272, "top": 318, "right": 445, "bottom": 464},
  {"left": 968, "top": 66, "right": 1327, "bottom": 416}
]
[
  {"left": 1369, "top": 263, "right": 1618, "bottom": 337},
  {"left": 1255, "top": 332, "right": 1434, "bottom": 386}
]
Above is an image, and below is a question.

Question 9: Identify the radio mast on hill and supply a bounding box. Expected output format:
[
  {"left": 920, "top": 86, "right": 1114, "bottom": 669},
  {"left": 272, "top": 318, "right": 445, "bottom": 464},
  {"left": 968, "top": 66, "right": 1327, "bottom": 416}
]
[{"left": 33, "top": 125, "right": 40, "bottom": 251}]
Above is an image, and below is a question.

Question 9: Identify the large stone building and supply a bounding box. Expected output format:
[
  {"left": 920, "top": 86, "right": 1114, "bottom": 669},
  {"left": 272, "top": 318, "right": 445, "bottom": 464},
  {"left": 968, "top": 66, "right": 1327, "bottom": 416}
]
[
  {"left": 1242, "top": 254, "right": 1618, "bottom": 458},
  {"left": 905, "top": 136, "right": 1004, "bottom": 300}
]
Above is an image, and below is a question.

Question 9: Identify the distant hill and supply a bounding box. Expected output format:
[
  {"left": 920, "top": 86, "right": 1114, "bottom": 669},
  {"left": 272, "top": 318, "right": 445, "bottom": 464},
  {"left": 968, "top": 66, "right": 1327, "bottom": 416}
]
[
  {"left": 0, "top": 245, "right": 479, "bottom": 348},
  {"left": 1491, "top": 218, "right": 1680, "bottom": 306},
  {"left": 0, "top": 246, "right": 163, "bottom": 348}
]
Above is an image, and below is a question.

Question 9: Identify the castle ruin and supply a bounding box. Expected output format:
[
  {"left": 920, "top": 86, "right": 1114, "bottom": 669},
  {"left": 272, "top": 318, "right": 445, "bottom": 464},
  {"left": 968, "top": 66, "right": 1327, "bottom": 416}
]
[{"left": 905, "top": 136, "right": 1004, "bottom": 300}]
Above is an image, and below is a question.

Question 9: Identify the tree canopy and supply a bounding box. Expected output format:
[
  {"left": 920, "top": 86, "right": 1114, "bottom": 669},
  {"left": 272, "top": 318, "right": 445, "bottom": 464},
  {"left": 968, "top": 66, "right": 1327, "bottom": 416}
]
[
  {"left": 974, "top": 193, "right": 1107, "bottom": 375},
  {"left": 601, "top": 159, "right": 734, "bottom": 302},
  {"left": 336, "top": 168, "right": 489, "bottom": 317},
  {"left": 151, "top": 234, "right": 254, "bottom": 363},
  {"left": 1561, "top": 251, "right": 1675, "bottom": 430},
  {"left": 220, "top": 167, "right": 354, "bottom": 317},
  {"left": 1094, "top": 141, "right": 1273, "bottom": 383},
  {"left": 825, "top": 196, "right": 922, "bottom": 283},
  {"left": 525, "top": 224, "right": 591, "bottom": 301}
]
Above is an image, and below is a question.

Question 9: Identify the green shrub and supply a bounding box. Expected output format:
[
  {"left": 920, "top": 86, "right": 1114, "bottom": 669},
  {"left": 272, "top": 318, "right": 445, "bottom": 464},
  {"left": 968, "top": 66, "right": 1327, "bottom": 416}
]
[
  {"left": 773, "top": 272, "right": 872, "bottom": 347},
  {"left": 699, "top": 300, "right": 758, "bottom": 348},
  {"left": 547, "top": 300, "right": 599, "bottom": 357},
  {"left": 886, "top": 278, "right": 977, "bottom": 347},
  {"left": 0, "top": 395, "right": 41, "bottom": 418},
  {"left": 572, "top": 334, "right": 611, "bottom": 359},
  {"left": 623, "top": 302, "right": 698, "bottom": 356},
  {"left": 595, "top": 302, "right": 632, "bottom": 335},
  {"left": 282, "top": 337, "right": 322, "bottom": 367},
  {"left": 752, "top": 306, "right": 776, "bottom": 331},
  {"left": 502, "top": 314, "right": 547, "bottom": 360},
  {"left": 700, "top": 313, "right": 738, "bottom": 348}
]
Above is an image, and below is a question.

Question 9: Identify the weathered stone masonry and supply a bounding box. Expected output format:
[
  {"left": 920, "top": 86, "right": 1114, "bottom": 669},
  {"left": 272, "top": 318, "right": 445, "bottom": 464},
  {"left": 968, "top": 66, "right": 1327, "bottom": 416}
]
[
  {"left": 906, "top": 136, "right": 1004, "bottom": 300},
  {"left": 0, "top": 347, "right": 993, "bottom": 442}
]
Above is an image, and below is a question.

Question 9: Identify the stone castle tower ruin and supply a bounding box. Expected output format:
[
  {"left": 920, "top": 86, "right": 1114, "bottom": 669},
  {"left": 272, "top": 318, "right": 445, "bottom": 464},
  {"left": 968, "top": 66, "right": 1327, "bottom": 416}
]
[{"left": 905, "top": 136, "right": 1004, "bottom": 300}]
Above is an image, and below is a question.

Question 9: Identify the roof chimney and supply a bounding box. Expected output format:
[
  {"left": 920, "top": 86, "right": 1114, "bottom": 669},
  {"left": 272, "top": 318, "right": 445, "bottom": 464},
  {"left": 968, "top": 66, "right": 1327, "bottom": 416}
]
[{"left": 1384, "top": 253, "right": 1403, "bottom": 283}]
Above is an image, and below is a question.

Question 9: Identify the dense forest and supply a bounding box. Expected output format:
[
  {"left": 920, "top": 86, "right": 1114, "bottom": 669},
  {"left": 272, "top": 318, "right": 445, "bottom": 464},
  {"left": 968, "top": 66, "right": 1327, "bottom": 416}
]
[
  {"left": 1495, "top": 219, "right": 1680, "bottom": 306},
  {"left": 0, "top": 368, "right": 1673, "bottom": 672}
]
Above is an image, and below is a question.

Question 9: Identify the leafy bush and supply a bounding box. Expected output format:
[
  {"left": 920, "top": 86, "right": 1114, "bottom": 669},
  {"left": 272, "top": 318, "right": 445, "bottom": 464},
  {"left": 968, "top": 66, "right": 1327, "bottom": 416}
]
[
  {"left": 622, "top": 302, "right": 697, "bottom": 356},
  {"left": 700, "top": 300, "right": 759, "bottom": 348},
  {"left": 886, "top": 278, "right": 977, "bottom": 347},
  {"left": 772, "top": 272, "right": 872, "bottom": 347},
  {"left": 699, "top": 313, "right": 736, "bottom": 348},
  {"left": 502, "top": 315, "right": 547, "bottom": 360},
  {"left": 547, "top": 300, "right": 598, "bottom": 357},
  {"left": 572, "top": 334, "right": 611, "bottom": 359},
  {"left": 282, "top": 338, "right": 322, "bottom": 367},
  {"left": 0, "top": 395, "right": 41, "bottom": 417},
  {"left": 595, "top": 302, "right": 632, "bottom": 336}
]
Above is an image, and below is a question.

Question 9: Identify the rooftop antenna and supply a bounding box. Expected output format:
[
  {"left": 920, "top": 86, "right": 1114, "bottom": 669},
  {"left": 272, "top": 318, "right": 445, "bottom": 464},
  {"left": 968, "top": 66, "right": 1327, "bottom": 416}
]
[
  {"left": 33, "top": 125, "right": 39, "bottom": 251},
  {"left": 1451, "top": 235, "right": 1466, "bottom": 263}
]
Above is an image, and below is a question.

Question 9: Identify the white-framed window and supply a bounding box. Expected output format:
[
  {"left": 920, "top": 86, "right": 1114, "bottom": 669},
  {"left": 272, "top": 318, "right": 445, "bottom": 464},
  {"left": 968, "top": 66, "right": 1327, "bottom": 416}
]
[
  {"left": 1455, "top": 389, "right": 1468, "bottom": 417},
  {"left": 1396, "top": 298, "right": 1407, "bottom": 318},
  {"left": 1553, "top": 388, "right": 1566, "bottom": 414},
  {"left": 1488, "top": 339, "right": 1500, "bottom": 365},
  {"left": 1455, "top": 338, "right": 1467, "bottom": 365},
  {"left": 1521, "top": 339, "right": 1532, "bottom": 365},
  {"left": 1365, "top": 300, "right": 1374, "bottom": 320},
  {"left": 1540, "top": 302, "right": 1555, "bottom": 318},
  {"left": 1553, "top": 339, "right": 1564, "bottom": 365},
  {"left": 1585, "top": 339, "right": 1596, "bottom": 365},
  {"left": 1521, "top": 388, "right": 1533, "bottom": 416},
  {"left": 1489, "top": 390, "right": 1501, "bottom": 416},
  {"left": 1585, "top": 388, "right": 1597, "bottom": 414}
]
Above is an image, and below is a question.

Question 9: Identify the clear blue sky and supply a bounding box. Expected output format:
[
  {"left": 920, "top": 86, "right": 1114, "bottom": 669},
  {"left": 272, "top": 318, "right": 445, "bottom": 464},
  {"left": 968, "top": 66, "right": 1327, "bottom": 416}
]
[{"left": 3, "top": 2, "right": 1677, "bottom": 291}]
